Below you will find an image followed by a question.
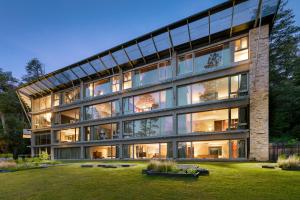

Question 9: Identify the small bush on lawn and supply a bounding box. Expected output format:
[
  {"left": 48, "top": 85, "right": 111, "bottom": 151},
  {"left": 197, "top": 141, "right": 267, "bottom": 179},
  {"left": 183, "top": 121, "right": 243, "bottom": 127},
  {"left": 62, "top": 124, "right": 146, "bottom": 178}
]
[
  {"left": 147, "top": 160, "right": 178, "bottom": 173},
  {"left": 277, "top": 154, "right": 300, "bottom": 169}
]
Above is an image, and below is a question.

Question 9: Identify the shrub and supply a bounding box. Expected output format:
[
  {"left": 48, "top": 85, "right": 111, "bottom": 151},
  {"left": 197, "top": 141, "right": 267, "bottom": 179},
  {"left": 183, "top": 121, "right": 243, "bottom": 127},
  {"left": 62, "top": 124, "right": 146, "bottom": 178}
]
[
  {"left": 277, "top": 154, "right": 300, "bottom": 169},
  {"left": 39, "top": 151, "right": 49, "bottom": 161},
  {"left": 147, "top": 160, "right": 177, "bottom": 172},
  {"left": 0, "top": 153, "right": 13, "bottom": 159},
  {"left": 0, "top": 161, "right": 17, "bottom": 169}
]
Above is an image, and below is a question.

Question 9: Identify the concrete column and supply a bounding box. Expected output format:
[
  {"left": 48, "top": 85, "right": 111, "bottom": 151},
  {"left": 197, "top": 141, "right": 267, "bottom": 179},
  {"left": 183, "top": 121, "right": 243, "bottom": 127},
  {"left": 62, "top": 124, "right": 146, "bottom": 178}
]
[
  {"left": 249, "top": 25, "right": 269, "bottom": 161},
  {"left": 171, "top": 51, "right": 177, "bottom": 78},
  {"left": 172, "top": 139, "right": 177, "bottom": 159},
  {"left": 80, "top": 146, "right": 84, "bottom": 159}
]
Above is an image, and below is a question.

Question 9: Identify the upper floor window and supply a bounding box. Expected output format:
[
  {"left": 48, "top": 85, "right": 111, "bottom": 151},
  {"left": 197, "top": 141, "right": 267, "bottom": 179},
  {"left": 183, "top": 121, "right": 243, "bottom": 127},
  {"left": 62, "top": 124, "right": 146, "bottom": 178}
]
[
  {"left": 177, "top": 107, "right": 247, "bottom": 134},
  {"left": 177, "top": 73, "right": 248, "bottom": 106},
  {"left": 194, "top": 45, "right": 230, "bottom": 73},
  {"left": 32, "top": 95, "right": 51, "bottom": 112},
  {"left": 32, "top": 112, "right": 52, "bottom": 129},
  {"left": 62, "top": 87, "right": 80, "bottom": 105},
  {"left": 234, "top": 37, "right": 248, "bottom": 62},
  {"left": 54, "top": 128, "right": 80, "bottom": 143},
  {"left": 123, "top": 89, "right": 173, "bottom": 114},
  {"left": 35, "top": 133, "right": 51, "bottom": 145},
  {"left": 123, "top": 60, "right": 171, "bottom": 89},
  {"left": 54, "top": 108, "right": 80, "bottom": 125},
  {"left": 84, "top": 100, "right": 120, "bottom": 121},
  {"left": 123, "top": 116, "right": 173, "bottom": 139},
  {"left": 178, "top": 54, "right": 193, "bottom": 75},
  {"left": 85, "top": 123, "right": 119, "bottom": 141},
  {"left": 84, "top": 75, "right": 120, "bottom": 98}
]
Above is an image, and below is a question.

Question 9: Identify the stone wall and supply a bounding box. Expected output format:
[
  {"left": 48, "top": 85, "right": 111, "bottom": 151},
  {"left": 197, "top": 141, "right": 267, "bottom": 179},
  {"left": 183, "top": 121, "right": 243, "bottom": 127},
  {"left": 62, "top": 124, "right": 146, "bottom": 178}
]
[{"left": 249, "top": 25, "right": 269, "bottom": 161}]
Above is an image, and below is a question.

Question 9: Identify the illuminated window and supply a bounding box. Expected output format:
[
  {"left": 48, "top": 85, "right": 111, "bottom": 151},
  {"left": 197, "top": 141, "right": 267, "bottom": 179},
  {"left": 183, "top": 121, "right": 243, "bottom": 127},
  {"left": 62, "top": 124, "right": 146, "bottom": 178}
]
[
  {"left": 62, "top": 87, "right": 80, "bottom": 104},
  {"left": 84, "top": 100, "right": 120, "bottom": 120},
  {"left": 54, "top": 128, "right": 80, "bottom": 143},
  {"left": 32, "top": 112, "right": 52, "bottom": 129},
  {"left": 123, "top": 89, "right": 173, "bottom": 114},
  {"left": 123, "top": 71, "right": 132, "bottom": 89},
  {"left": 85, "top": 145, "right": 118, "bottom": 159},
  {"left": 234, "top": 37, "right": 248, "bottom": 62},
  {"left": 112, "top": 76, "right": 120, "bottom": 92},
  {"left": 177, "top": 108, "right": 247, "bottom": 134},
  {"left": 54, "top": 93, "right": 60, "bottom": 106}
]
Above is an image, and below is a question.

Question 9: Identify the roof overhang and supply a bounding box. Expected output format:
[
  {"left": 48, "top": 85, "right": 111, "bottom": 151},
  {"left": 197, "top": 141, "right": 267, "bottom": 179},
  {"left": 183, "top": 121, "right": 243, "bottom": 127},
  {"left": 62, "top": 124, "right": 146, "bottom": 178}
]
[{"left": 17, "top": 0, "right": 280, "bottom": 98}]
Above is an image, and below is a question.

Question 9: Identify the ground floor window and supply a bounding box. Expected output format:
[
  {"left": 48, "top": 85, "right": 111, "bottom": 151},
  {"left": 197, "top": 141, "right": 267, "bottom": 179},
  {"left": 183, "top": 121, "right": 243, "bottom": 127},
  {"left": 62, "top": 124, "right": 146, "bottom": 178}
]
[
  {"left": 54, "top": 147, "right": 80, "bottom": 159},
  {"left": 178, "top": 139, "right": 246, "bottom": 159},
  {"left": 85, "top": 145, "right": 119, "bottom": 159},
  {"left": 122, "top": 143, "right": 172, "bottom": 159}
]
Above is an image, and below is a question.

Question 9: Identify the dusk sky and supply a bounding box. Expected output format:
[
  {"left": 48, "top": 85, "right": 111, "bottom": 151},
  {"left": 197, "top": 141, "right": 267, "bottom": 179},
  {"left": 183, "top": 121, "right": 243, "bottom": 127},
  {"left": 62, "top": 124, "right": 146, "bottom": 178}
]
[{"left": 0, "top": 0, "right": 299, "bottom": 79}]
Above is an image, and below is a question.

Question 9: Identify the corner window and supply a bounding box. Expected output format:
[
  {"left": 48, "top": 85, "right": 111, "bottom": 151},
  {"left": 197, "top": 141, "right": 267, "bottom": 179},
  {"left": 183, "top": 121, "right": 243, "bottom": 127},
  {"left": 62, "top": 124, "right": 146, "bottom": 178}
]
[{"left": 234, "top": 37, "right": 248, "bottom": 62}]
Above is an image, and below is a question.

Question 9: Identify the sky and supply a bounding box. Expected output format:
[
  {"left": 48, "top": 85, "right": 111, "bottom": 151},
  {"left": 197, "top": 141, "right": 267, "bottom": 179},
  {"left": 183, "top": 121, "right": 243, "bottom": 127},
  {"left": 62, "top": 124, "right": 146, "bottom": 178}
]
[{"left": 0, "top": 0, "right": 299, "bottom": 79}]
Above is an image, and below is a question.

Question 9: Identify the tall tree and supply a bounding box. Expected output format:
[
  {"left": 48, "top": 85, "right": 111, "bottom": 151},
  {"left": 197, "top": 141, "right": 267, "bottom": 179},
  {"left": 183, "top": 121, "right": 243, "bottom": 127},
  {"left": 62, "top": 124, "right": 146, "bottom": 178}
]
[
  {"left": 0, "top": 68, "right": 29, "bottom": 155},
  {"left": 269, "top": 0, "right": 300, "bottom": 142},
  {"left": 22, "top": 58, "right": 45, "bottom": 83}
]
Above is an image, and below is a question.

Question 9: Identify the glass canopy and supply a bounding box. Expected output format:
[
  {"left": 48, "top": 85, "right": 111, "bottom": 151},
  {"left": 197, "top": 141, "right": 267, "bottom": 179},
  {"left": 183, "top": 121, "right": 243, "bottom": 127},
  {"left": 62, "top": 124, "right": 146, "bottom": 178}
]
[{"left": 17, "top": 0, "right": 280, "bottom": 97}]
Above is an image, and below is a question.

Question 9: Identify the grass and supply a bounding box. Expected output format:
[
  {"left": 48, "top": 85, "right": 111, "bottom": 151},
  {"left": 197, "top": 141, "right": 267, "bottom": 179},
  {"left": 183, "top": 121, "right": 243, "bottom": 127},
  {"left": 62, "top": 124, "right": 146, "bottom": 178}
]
[{"left": 0, "top": 161, "right": 299, "bottom": 200}]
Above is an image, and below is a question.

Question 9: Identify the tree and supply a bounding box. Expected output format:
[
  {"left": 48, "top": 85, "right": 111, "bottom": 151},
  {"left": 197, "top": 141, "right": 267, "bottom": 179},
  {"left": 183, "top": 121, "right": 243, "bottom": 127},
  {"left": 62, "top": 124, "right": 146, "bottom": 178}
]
[
  {"left": 22, "top": 58, "right": 45, "bottom": 83},
  {"left": 269, "top": 0, "right": 300, "bottom": 142},
  {"left": 0, "top": 68, "right": 29, "bottom": 156}
]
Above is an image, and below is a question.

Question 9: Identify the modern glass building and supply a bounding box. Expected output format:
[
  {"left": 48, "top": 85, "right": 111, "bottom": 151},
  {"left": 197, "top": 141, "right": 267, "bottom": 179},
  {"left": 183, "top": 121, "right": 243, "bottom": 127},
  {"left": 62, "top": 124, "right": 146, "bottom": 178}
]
[{"left": 17, "top": 0, "right": 280, "bottom": 161}]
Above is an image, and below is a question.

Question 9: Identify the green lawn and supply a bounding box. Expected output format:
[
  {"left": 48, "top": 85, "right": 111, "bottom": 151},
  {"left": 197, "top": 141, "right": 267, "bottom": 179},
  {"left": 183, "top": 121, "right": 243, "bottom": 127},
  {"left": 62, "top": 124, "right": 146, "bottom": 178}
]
[{"left": 0, "top": 162, "right": 299, "bottom": 200}]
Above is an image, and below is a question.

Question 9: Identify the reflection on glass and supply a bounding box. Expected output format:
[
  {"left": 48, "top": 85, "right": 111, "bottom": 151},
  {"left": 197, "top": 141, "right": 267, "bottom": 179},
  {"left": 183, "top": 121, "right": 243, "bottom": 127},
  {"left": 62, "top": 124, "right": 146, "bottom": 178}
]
[
  {"left": 123, "top": 116, "right": 173, "bottom": 138},
  {"left": 124, "top": 89, "right": 172, "bottom": 114},
  {"left": 231, "top": 140, "right": 246, "bottom": 158},
  {"left": 178, "top": 54, "right": 193, "bottom": 75},
  {"left": 62, "top": 87, "right": 80, "bottom": 105},
  {"left": 84, "top": 100, "right": 119, "bottom": 120},
  {"left": 194, "top": 46, "right": 230, "bottom": 72},
  {"left": 123, "top": 61, "right": 171, "bottom": 89},
  {"left": 92, "top": 123, "right": 119, "bottom": 140},
  {"left": 57, "top": 108, "right": 80, "bottom": 124},
  {"left": 84, "top": 76, "right": 120, "bottom": 98}
]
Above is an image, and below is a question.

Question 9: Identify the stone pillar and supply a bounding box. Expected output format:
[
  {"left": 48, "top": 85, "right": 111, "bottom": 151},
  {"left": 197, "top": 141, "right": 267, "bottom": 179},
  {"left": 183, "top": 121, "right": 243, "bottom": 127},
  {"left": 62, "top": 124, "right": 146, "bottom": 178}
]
[{"left": 249, "top": 25, "right": 269, "bottom": 161}]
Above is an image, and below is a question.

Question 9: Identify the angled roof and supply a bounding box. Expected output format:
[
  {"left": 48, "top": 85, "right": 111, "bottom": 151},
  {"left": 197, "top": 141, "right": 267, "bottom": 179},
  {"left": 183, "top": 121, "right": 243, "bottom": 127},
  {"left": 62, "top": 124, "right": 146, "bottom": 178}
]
[{"left": 17, "top": 0, "right": 280, "bottom": 97}]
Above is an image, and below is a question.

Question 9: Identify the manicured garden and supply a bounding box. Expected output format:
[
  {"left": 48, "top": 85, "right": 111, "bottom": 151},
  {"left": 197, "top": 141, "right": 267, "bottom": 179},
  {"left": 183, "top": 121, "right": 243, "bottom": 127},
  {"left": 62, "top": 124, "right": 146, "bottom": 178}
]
[{"left": 0, "top": 161, "right": 300, "bottom": 200}]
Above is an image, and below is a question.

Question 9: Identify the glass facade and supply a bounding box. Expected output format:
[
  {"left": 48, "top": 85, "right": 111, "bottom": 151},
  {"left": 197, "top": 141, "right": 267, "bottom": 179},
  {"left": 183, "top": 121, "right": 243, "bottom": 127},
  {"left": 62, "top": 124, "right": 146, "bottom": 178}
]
[
  {"left": 84, "top": 75, "right": 120, "bottom": 98},
  {"left": 123, "top": 89, "right": 173, "bottom": 114},
  {"left": 32, "top": 95, "right": 51, "bottom": 112},
  {"left": 54, "top": 128, "right": 81, "bottom": 143},
  {"left": 123, "top": 60, "right": 172, "bottom": 89},
  {"left": 34, "top": 133, "right": 51, "bottom": 145},
  {"left": 84, "top": 100, "right": 120, "bottom": 120},
  {"left": 123, "top": 116, "right": 173, "bottom": 138},
  {"left": 62, "top": 87, "right": 80, "bottom": 105},
  {"left": 177, "top": 74, "right": 248, "bottom": 106},
  {"left": 85, "top": 145, "right": 118, "bottom": 159},
  {"left": 122, "top": 143, "right": 173, "bottom": 159},
  {"left": 84, "top": 123, "right": 119, "bottom": 141},
  {"left": 32, "top": 112, "right": 52, "bottom": 129},
  {"left": 178, "top": 139, "right": 246, "bottom": 159},
  {"left": 54, "top": 108, "right": 80, "bottom": 125},
  {"left": 177, "top": 108, "right": 246, "bottom": 134},
  {"left": 54, "top": 147, "right": 81, "bottom": 159}
]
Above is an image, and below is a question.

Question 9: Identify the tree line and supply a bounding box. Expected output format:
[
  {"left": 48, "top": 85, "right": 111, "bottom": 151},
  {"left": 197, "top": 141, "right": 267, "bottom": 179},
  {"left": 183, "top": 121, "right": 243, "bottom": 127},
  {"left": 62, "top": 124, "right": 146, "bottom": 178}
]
[{"left": 0, "top": 0, "right": 299, "bottom": 157}]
